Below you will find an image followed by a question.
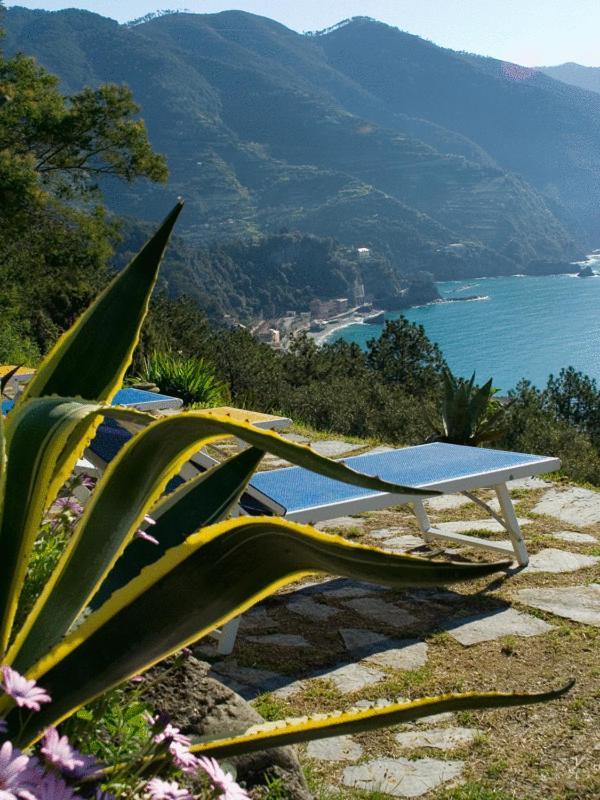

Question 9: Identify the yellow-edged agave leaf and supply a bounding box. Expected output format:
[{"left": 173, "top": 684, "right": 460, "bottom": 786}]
[
  {"left": 0, "top": 365, "right": 23, "bottom": 394},
  {"left": 9, "top": 517, "right": 509, "bottom": 743},
  {"left": 187, "top": 683, "right": 574, "bottom": 759},
  {"left": 18, "top": 202, "right": 183, "bottom": 405},
  {"left": 90, "top": 446, "right": 265, "bottom": 609},
  {"left": 9, "top": 411, "right": 438, "bottom": 673},
  {"left": 0, "top": 398, "right": 152, "bottom": 656}
]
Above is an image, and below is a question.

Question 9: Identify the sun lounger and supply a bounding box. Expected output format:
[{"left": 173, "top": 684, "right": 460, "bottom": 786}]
[
  {"left": 39, "top": 396, "right": 558, "bottom": 653},
  {"left": 245, "top": 443, "right": 559, "bottom": 564},
  {"left": 1, "top": 387, "right": 184, "bottom": 416}
]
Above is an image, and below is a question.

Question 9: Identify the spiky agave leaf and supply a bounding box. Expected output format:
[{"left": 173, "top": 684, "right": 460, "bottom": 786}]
[
  {"left": 9, "top": 410, "right": 439, "bottom": 674},
  {"left": 187, "top": 682, "right": 574, "bottom": 758},
  {"left": 0, "top": 397, "right": 152, "bottom": 656},
  {"left": 7, "top": 517, "right": 509, "bottom": 744}
]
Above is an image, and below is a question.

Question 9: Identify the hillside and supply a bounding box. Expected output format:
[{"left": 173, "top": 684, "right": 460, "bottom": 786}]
[
  {"left": 4, "top": 7, "right": 595, "bottom": 290},
  {"left": 116, "top": 222, "right": 428, "bottom": 321},
  {"left": 540, "top": 62, "right": 600, "bottom": 95}
]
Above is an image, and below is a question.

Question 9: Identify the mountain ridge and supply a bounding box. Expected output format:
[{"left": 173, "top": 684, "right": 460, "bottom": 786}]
[{"left": 3, "top": 7, "right": 594, "bottom": 296}]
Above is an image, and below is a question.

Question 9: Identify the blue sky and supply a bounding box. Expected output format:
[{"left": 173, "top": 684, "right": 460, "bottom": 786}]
[{"left": 5, "top": 0, "right": 599, "bottom": 66}]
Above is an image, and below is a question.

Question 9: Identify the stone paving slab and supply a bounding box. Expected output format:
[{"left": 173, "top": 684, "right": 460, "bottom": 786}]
[
  {"left": 260, "top": 456, "right": 291, "bottom": 469},
  {"left": 246, "top": 633, "right": 311, "bottom": 648},
  {"left": 209, "top": 661, "right": 287, "bottom": 699},
  {"left": 306, "top": 735, "right": 364, "bottom": 762},
  {"left": 339, "top": 629, "right": 428, "bottom": 670},
  {"left": 532, "top": 487, "right": 600, "bottom": 526},
  {"left": 238, "top": 606, "right": 278, "bottom": 632},
  {"left": 315, "top": 580, "right": 385, "bottom": 599},
  {"left": 384, "top": 535, "right": 428, "bottom": 552},
  {"left": 342, "top": 597, "right": 418, "bottom": 629},
  {"left": 317, "top": 662, "right": 384, "bottom": 693},
  {"left": 523, "top": 548, "right": 599, "bottom": 574},
  {"left": 286, "top": 596, "right": 340, "bottom": 621},
  {"left": 552, "top": 530, "right": 597, "bottom": 543},
  {"left": 517, "top": 584, "right": 600, "bottom": 627},
  {"left": 315, "top": 516, "right": 365, "bottom": 531},
  {"left": 509, "top": 477, "right": 552, "bottom": 490},
  {"left": 433, "top": 518, "right": 530, "bottom": 535},
  {"left": 370, "top": 528, "right": 411, "bottom": 540},
  {"left": 342, "top": 757, "right": 464, "bottom": 797},
  {"left": 309, "top": 440, "right": 364, "bottom": 458},
  {"left": 443, "top": 607, "right": 553, "bottom": 645},
  {"left": 426, "top": 494, "right": 473, "bottom": 511},
  {"left": 281, "top": 432, "right": 311, "bottom": 443},
  {"left": 395, "top": 727, "right": 480, "bottom": 751}
]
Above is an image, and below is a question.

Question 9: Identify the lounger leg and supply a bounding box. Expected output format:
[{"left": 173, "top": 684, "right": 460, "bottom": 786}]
[
  {"left": 494, "top": 483, "right": 529, "bottom": 567},
  {"left": 217, "top": 616, "right": 242, "bottom": 655},
  {"left": 412, "top": 500, "right": 436, "bottom": 544}
]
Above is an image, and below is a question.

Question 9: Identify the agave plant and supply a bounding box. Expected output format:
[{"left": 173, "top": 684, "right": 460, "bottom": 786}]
[
  {"left": 427, "top": 369, "right": 510, "bottom": 446},
  {"left": 0, "top": 203, "right": 569, "bottom": 763},
  {"left": 136, "top": 350, "right": 228, "bottom": 407}
]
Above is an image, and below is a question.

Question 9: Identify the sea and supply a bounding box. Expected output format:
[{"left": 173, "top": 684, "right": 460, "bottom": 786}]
[{"left": 328, "top": 261, "right": 600, "bottom": 392}]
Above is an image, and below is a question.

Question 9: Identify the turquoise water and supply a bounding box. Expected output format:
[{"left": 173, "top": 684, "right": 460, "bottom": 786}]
[{"left": 329, "top": 273, "right": 600, "bottom": 391}]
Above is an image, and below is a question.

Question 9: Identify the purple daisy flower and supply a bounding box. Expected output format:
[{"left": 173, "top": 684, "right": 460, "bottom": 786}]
[
  {"left": 0, "top": 741, "right": 37, "bottom": 800},
  {"left": 169, "top": 742, "right": 198, "bottom": 774},
  {"left": 40, "top": 729, "right": 85, "bottom": 773},
  {"left": 77, "top": 475, "right": 96, "bottom": 491},
  {"left": 197, "top": 757, "right": 249, "bottom": 800},
  {"left": 51, "top": 497, "right": 84, "bottom": 517},
  {"left": 145, "top": 778, "right": 190, "bottom": 800},
  {"left": 62, "top": 751, "right": 100, "bottom": 782},
  {"left": 153, "top": 724, "right": 190, "bottom": 748},
  {"left": 35, "top": 772, "right": 78, "bottom": 800},
  {"left": 1, "top": 667, "right": 51, "bottom": 711}
]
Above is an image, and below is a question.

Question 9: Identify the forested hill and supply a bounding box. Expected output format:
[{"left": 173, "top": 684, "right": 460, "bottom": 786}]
[
  {"left": 116, "top": 223, "right": 432, "bottom": 322},
  {"left": 6, "top": 8, "right": 600, "bottom": 284},
  {"left": 540, "top": 63, "right": 600, "bottom": 96}
]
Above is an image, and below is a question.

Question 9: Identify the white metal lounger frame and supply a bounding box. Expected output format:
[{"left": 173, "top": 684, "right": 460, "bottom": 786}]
[{"left": 244, "top": 455, "right": 561, "bottom": 567}]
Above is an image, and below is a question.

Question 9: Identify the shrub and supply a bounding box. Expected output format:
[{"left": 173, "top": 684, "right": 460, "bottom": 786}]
[
  {"left": 426, "top": 371, "right": 509, "bottom": 447},
  {"left": 137, "top": 350, "right": 228, "bottom": 407}
]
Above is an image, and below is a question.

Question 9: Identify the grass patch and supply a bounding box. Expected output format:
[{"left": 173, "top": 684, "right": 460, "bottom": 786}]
[
  {"left": 434, "top": 783, "right": 519, "bottom": 800},
  {"left": 253, "top": 692, "right": 291, "bottom": 721}
]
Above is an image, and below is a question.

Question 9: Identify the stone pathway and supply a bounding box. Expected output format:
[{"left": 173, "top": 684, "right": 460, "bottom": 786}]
[
  {"left": 394, "top": 726, "right": 480, "bottom": 751},
  {"left": 443, "top": 607, "right": 553, "bottom": 646},
  {"left": 342, "top": 757, "right": 464, "bottom": 797},
  {"left": 202, "top": 430, "right": 600, "bottom": 797},
  {"left": 532, "top": 486, "right": 600, "bottom": 525},
  {"left": 517, "top": 584, "right": 600, "bottom": 627}
]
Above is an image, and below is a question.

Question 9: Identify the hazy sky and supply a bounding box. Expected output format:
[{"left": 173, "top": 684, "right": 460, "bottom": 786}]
[{"left": 5, "top": 0, "right": 599, "bottom": 67}]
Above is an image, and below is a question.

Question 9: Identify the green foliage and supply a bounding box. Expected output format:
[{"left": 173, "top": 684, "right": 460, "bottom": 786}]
[
  {"left": 502, "top": 379, "right": 600, "bottom": 484},
  {"left": 116, "top": 221, "right": 421, "bottom": 323},
  {"left": 436, "top": 783, "right": 516, "bottom": 800},
  {"left": 427, "top": 370, "right": 509, "bottom": 446},
  {"left": 0, "top": 43, "right": 167, "bottom": 357},
  {"left": 137, "top": 351, "right": 228, "bottom": 407},
  {"left": 366, "top": 318, "right": 447, "bottom": 393},
  {"left": 62, "top": 685, "right": 152, "bottom": 763}
]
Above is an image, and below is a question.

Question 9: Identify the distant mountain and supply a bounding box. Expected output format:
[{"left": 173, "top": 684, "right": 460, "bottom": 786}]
[
  {"left": 540, "top": 62, "right": 600, "bottom": 95},
  {"left": 5, "top": 7, "right": 598, "bottom": 290}
]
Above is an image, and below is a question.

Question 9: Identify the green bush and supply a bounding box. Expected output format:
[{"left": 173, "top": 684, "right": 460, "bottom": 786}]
[{"left": 137, "top": 350, "right": 229, "bottom": 407}]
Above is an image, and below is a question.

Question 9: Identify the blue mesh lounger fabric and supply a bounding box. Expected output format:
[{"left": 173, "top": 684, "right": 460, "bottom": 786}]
[{"left": 248, "top": 442, "right": 558, "bottom": 517}]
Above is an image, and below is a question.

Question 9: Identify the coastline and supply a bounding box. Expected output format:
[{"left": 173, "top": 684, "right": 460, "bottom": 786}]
[{"left": 307, "top": 314, "right": 372, "bottom": 346}]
